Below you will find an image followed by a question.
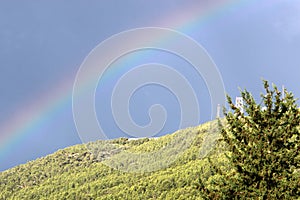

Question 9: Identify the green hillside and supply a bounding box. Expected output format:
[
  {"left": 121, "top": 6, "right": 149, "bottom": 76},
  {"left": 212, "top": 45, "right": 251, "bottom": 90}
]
[
  {"left": 0, "top": 121, "right": 226, "bottom": 200},
  {"left": 1, "top": 81, "right": 299, "bottom": 199}
]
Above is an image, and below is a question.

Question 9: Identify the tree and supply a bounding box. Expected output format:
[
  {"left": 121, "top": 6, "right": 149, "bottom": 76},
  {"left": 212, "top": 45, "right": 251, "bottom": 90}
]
[{"left": 199, "top": 80, "right": 300, "bottom": 199}]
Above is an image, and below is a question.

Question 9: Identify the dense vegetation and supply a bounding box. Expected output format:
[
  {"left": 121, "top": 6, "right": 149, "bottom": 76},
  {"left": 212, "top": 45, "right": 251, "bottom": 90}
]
[
  {"left": 0, "top": 81, "right": 299, "bottom": 199},
  {"left": 199, "top": 81, "right": 300, "bottom": 199},
  {"left": 0, "top": 122, "right": 225, "bottom": 199}
]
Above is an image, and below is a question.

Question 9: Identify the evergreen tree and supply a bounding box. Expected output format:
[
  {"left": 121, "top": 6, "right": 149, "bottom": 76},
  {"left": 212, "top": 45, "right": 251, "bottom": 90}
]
[{"left": 200, "top": 80, "right": 300, "bottom": 199}]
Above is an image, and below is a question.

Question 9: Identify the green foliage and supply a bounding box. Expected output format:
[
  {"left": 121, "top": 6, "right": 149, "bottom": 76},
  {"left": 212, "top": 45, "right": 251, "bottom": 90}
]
[
  {"left": 0, "top": 122, "right": 217, "bottom": 200},
  {"left": 199, "top": 81, "right": 300, "bottom": 199}
]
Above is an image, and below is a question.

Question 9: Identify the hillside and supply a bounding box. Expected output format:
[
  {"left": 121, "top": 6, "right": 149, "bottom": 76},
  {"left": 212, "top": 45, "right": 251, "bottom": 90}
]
[{"left": 0, "top": 121, "right": 226, "bottom": 200}]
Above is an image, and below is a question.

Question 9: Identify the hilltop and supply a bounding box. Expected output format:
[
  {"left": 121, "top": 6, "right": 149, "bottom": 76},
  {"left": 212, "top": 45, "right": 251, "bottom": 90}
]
[{"left": 0, "top": 121, "right": 225, "bottom": 199}]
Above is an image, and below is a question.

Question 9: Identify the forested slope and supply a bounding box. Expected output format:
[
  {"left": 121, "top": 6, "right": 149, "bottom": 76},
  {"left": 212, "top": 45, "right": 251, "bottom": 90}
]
[{"left": 0, "top": 121, "right": 226, "bottom": 199}]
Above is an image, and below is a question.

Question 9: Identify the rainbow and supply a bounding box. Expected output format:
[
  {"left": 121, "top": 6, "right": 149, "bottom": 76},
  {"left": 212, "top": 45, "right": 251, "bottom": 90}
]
[
  {"left": 0, "top": 0, "right": 258, "bottom": 166},
  {"left": 0, "top": 75, "right": 74, "bottom": 161}
]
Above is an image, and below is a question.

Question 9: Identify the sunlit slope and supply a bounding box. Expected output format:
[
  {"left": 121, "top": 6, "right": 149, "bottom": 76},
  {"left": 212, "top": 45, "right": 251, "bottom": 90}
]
[{"left": 0, "top": 121, "right": 224, "bottom": 200}]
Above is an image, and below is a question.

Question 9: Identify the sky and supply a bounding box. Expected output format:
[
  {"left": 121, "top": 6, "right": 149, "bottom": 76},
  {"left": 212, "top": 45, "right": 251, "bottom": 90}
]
[{"left": 0, "top": 0, "right": 300, "bottom": 171}]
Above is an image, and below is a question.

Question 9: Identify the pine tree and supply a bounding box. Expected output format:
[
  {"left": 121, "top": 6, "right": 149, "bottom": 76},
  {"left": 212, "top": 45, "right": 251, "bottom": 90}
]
[{"left": 199, "top": 80, "right": 300, "bottom": 199}]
